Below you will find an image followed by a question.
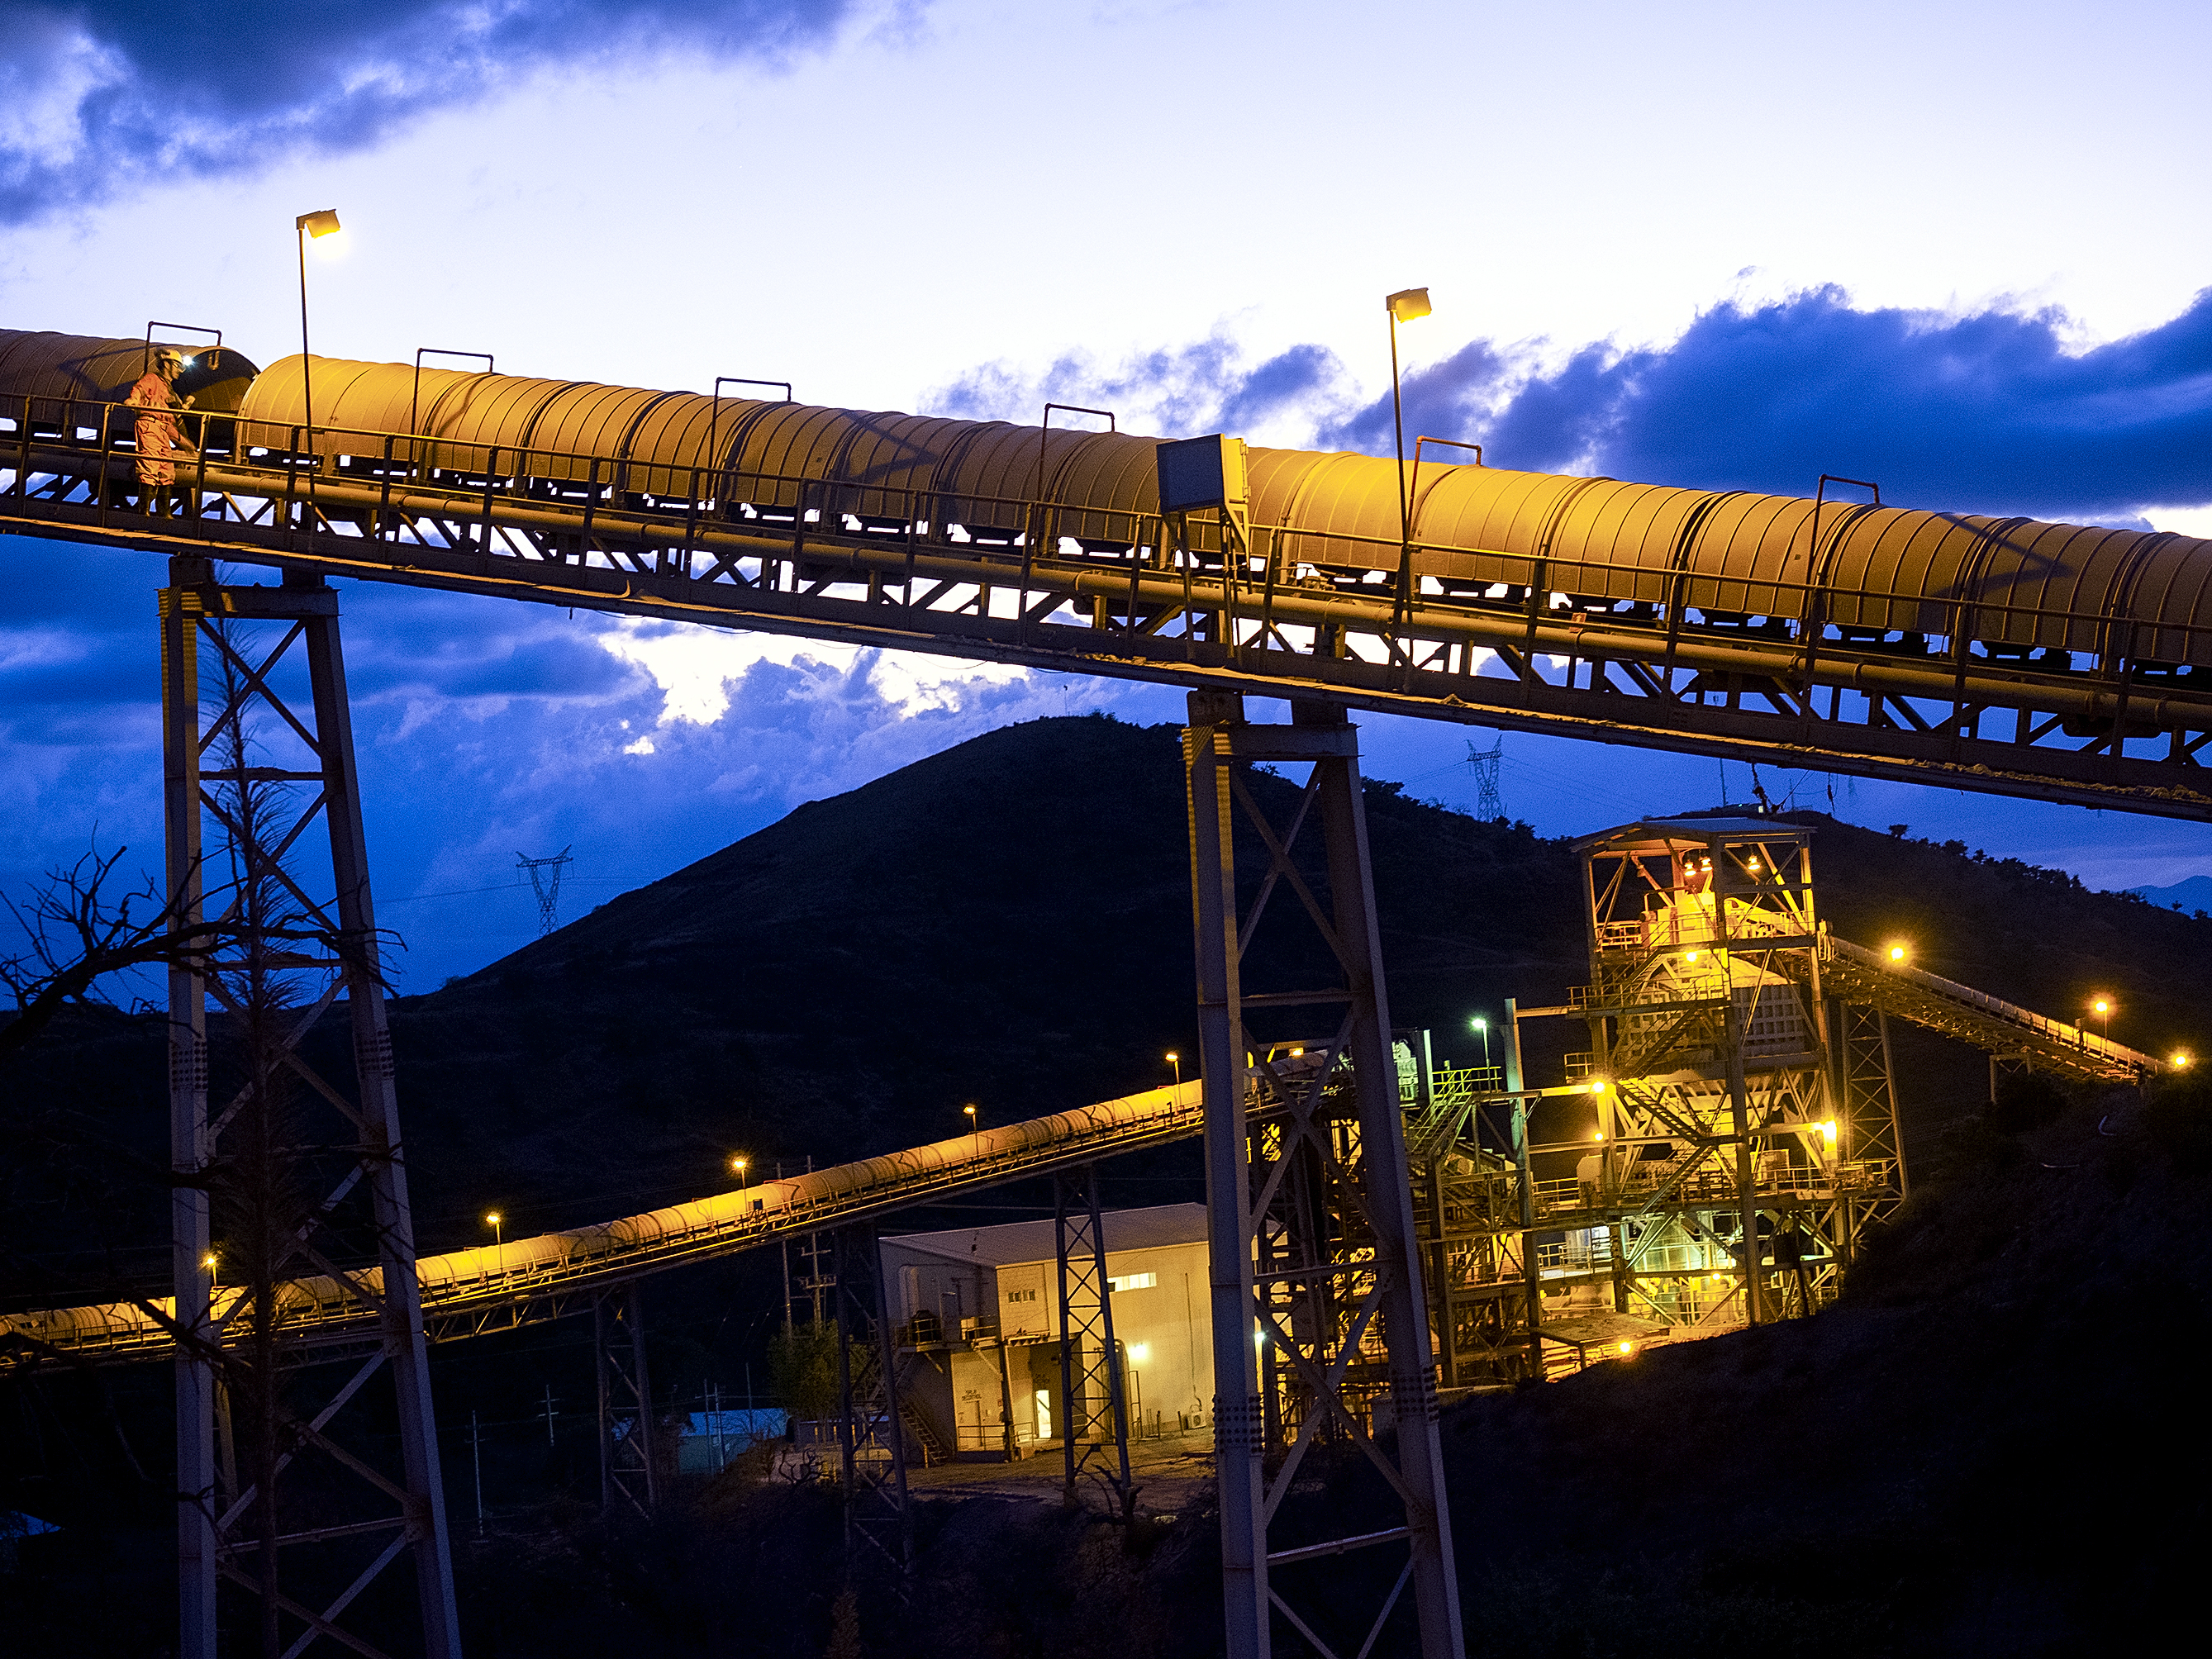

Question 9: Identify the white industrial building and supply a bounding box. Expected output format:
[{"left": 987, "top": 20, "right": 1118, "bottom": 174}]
[{"left": 878, "top": 1203, "right": 1212, "bottom": 1459}]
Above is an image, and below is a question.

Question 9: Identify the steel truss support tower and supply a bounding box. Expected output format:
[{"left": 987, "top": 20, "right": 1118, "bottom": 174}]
[
  {"left": 832, "top": 1225, "right": 912, "bottom": 1576},
  {"left": 1052, "top": 1165, "right": 1135, "bottom": 1517},
  {"left": 160, "top": 559, "right": 460, "bottom": 1658},
  {"left": 594, "top": 1287, "right": 658, "bottom": 1519},
  {"left": 1183, "top": 692, "right": 1465, "bottom": 1659}
]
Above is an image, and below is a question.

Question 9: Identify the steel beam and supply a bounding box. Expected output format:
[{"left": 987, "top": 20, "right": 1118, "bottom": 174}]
[
  {"left": 159, "top": 571, "right": 460, "bottom": 1657},
  {"left": 160, "top": 563, "right": 217, "bottom": 1659},
  {"left": 1183, "top": 695, "right": 1465, "bottom": 1659}
]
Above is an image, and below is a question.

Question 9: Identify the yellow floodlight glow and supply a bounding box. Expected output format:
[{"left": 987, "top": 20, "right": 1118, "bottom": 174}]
[
  {"left": 1820, "top": 1119, "right": 1839, "bottom": 1144},
  {"left": 1588, "top": 1079, "right": 1608, "bottom": 1094},
  {"left": 1617, "top": 1340, "right": 1634, "bottom": 1355},
  {"left": 730, "top": 1155, "right": 748, "bottom": 1179},
  {"left": 1288, "top": 1046, "right": 1305, "bottom": 1058},
  {"left": 2092, "top": 997, "right": 2112, "bottom": 1016},
  {"left": 483, "top": 1211, "right": 501, "bottom": 1227},
  {"left": 202, "top": 1253, "right": 217, "bottom": 1270},
  {"left": 1128, "top": 1343, "right": 1150, "bottom": 1363},
  {"left": 1684, "top": 948, "right": 1700, "bottom": 963},
  {"left": 1386, "top": 287, "right": 1432, "bottom": 323},
  {"left": 1591, "top": 1130, "right": 1605, "bottom": 1142},
  {"left": 1888, "top": 943, "right": 1909, "bottom": 963},
  {"left": 2172, "top": 1051, "right": 2193, "bottom": 1070}
]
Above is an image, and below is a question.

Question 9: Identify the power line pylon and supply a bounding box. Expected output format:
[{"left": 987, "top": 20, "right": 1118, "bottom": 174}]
[
  {"left": 159, "top": 559, "right": 460, "bottom": 1659},
  {"left": 1467, "top": 734, "right": 1504, "bottom": 819},
  {"left": 516, "top": 847, "right": 573, "bottom": 936},
  {"left": 1182, "top": 692, "right": 1465, "bottom": 1659}
]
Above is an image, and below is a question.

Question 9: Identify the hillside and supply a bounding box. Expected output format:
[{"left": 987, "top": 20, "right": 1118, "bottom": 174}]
[
  {"left": 4, "top": 713, "right": 2210, "bottom": 1657},
  {"left": 6, "top": 713, "right": 2209, "bottom": 1290}
]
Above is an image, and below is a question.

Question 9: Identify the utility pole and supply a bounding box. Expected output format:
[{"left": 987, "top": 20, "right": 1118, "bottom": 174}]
[
  {"left": 543, "top": 1386, "right": 558, "bottom": 1447},
  {"left": 470, "top": 1411, "right": 484, "bottom": 1537}
]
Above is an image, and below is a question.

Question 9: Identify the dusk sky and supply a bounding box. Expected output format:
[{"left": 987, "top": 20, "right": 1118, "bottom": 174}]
[{"left": 7, "top": 0, "right": 2212, "bottom": 990}]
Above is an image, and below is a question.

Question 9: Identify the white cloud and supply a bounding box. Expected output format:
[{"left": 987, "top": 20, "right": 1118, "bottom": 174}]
[{"left": 593, "top": 617, "right": 1028, "bottom": 727}]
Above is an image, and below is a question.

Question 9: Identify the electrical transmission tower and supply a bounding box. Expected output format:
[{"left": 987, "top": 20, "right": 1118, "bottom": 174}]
[
  {"left": 516, "top": 846, "right": 573, "bottom": 936},
  {"left": 1468, "top": 734, "right": 1505, "bottom": 819}
]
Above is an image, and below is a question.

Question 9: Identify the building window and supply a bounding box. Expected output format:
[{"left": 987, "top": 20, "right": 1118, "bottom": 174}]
[
  {"left": 1006, "top": 1288, "right": 1038, "bottom": 1305},
  {"left": 1108, "top": 1272, "right": 1157, "bottom": 1292}
]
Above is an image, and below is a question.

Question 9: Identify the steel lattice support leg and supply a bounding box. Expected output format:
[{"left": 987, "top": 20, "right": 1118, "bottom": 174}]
[
  {"left": 597, "top": 1287, "right": 658, "bottom": 1519},
  {"left": 1186, "top": 698, "right": 1268, "bottom": 1658},
  {"left": 1053, "top": 1166, "right": 1135, "bottom": 1517},
  {"left": 1183, "top": 693, "right": 1466, "bottom": 1659},
  {"left": 301, "top": 578, "right": 464, "bottom": 1652},
  {"left": 164, "top": 563, "right": 462, "bottom": 1657},
  {"left": 161, "top": 568, "right": 216, "bottom": 1659}
]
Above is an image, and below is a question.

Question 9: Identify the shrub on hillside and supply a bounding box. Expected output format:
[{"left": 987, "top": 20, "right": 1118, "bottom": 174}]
[
  {"left": 2143, "top": 1072, "right": 2212, "bottom": 1170},
  {"left": 1986, "top": 1070, "right": 2069, "bottom": 1134}
]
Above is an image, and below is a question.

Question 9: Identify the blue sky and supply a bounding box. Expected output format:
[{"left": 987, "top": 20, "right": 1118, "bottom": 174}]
[{"left": 7, "top": 0, "right": 2212, "bottom": 990}]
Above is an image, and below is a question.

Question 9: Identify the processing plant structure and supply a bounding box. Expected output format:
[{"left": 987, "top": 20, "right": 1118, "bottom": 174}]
[{"left": 0, "top": 320, "right": 2186, "bottom": 1659}]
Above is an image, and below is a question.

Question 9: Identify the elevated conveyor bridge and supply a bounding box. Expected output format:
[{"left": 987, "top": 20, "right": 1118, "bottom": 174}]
[
  {"left": 8, "top": 326, "right": 2212, "bottom": 818},
  {"left": 1, "top": 1082, "right": 1205, "bottom": 1371}
]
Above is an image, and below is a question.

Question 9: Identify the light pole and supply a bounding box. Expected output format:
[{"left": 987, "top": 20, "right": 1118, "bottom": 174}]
[
  {"left": 1385, "top": 287, "right": 1431, "bottom": 642},
  {"left": 963, "top": 1103, "right": 979, "bottom": 1161},
  {"left": 1471, "top": 1016, "right": 1491, "bottom": 1072},
  {"left": 730, "top": 1155, "right": 749, "bottom": 1186},
  {"left": 484, "top": 1211, "right": 503, "bottom": 1277},
  {"left": 2091, "top": 996, "right": 2113, "bottom": 1047},
  {"left": 1165, "top": 1049, "right": 1182, "bottom": 1090},
  {"left": 293, "top": 209, "right": 341, "bottom": 465}
]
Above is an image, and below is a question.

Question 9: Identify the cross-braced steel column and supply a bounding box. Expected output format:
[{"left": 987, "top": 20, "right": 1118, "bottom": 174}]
[
  {"left": 161, "top": 568, "right": 216, "bottom": 1657},
  {"left": 596, "top": 1287, "right": 658, "bottom": 1519},
  {"left": 1183, "top": 692, "right": 1465, "bottom": 1659},
  {"left": 832, "top": 1225, "right": 911, "bottom": 1576},
  {"left": 1053, "top": 1165, "right": 1135, "bottom": 1518},
  {"left": 161, "top": 562, "right": 460, "bottom": 1658}
]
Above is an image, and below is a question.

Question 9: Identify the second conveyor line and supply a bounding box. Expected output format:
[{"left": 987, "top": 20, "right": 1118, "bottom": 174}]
[{"left": 4, "top": 936, "right": 2162, "bottom": 1370}]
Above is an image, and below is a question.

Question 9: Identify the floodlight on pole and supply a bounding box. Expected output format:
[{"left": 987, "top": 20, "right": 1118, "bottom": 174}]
[
  {"left": 484, "top": 1210, "right": 503, "bottom": 1276},
  {"left": 293, "top": 211, "right": 341, "bottom": 468},
  {"left": 1385, "top": 288, "right": 1431, "bottom": 652},
  {"left": 1165, "top": 1050, "right": 1182, "bottom": 1089}
]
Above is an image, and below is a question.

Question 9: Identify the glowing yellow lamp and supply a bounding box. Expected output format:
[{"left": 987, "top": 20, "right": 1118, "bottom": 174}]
[
  {"left": 297, "top": 208, "right": 342, "bottom": 240},
  {"left": 1888, "top": 944, "right": 1908, "bottom": 963},
  {"left": 1387, "top": 288, "right": 1432, "bottom": 323}
]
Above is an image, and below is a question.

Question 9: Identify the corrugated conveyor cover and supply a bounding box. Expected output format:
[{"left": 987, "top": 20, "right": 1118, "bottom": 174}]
[
  {"left": 0, "top": 328, "right": 262, "bottom": 418},
  {"left": 228, "top": 351, "right": 2212, "bottom": 667}
]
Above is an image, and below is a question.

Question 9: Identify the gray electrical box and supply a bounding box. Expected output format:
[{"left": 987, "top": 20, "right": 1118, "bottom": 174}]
[{"left": 1156, "top": 435, "right": 1249, "bottom": 515}]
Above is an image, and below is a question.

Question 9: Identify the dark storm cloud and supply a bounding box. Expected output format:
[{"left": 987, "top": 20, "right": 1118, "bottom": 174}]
[
  {"left": 0, "top": 0, "right": 856, "bottom": 222},
  {"left": 1319, "top": 287, "right": 2212, "bottom": 522}
]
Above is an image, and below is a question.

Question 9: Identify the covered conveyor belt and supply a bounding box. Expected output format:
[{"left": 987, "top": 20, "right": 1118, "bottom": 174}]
[
  {"left": 1803, "top": 933, "right": 2160, "bottom": 1082},
  {"left": 0, "top": 1081, "right": 1204, "bottom": 1370},
  {"left": 9, "top": 326, "right": 2212, "bottom": 815},
  {"left": 4, "top": 920, "right": 2160, "bottom": 1373}
]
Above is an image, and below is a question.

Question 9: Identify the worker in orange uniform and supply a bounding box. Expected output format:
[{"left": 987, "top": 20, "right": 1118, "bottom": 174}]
[{"left": 126, "top": 347, "right": 196, "bottom": 516}]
